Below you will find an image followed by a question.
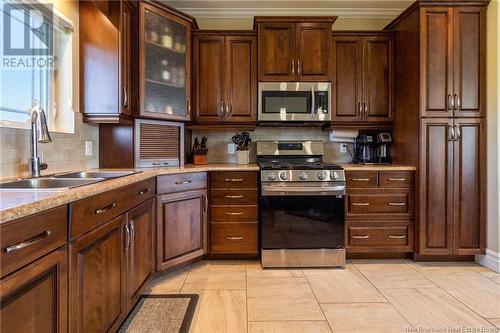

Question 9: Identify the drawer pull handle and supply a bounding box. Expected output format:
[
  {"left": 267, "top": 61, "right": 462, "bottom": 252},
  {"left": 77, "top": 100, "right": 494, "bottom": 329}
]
[
  {"left": 225, "top": 178, "right": 243, "bottom": 182},
  {"left": 389, "top": 235, "right": 406, "bottom": 239},
  {"left": 352, "top": 235, "right": 370, "bottom": 239},
  {"left": 175, "top": 180, "right": 192, "bottom": 185},
  {"left": 388, "top": 202, "right": 406, "bottom": 206},
  {"left": 352, "top": 178, "right": 370, "bottom": 181},
  {"left": 352, "top": 202, "right": 370, "bottom": 206},
  {"left": 388, "top": 178, "right": 406, "bottom": 181},
  {"left": 4, "top": 231, "right": 51, "bottom": 253},
  {"left": 226, "top": 236, "right": 244, "bottom": 240},
  {"left": 226, "top": 212, "right": 243, "bottom": 216},
  {"left": 137, "top": 187, "right": 150, "bottom": 195},
  {"left": 95, "top": 202, "right": 116, "bottom": 214},
  {"left": 225, "top": 195, "right": 243, "bottom": 199}
]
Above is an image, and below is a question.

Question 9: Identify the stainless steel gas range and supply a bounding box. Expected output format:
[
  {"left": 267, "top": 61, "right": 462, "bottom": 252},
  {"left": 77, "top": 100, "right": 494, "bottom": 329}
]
[{"left": 257, "top": 141, "right": 346, "bottom": 268}]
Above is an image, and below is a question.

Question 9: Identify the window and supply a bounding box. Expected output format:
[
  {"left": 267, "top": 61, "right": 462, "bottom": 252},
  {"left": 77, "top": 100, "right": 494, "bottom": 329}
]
[{"left": 0, "top": 1, "right": 74, "bottom": 133}]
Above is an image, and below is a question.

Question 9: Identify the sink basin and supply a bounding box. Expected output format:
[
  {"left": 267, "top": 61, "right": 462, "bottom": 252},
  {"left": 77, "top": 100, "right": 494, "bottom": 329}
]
[
  {"left": 54, "top": 170, "right": 141, "bottom": 179},
  {"left": 0, "top": 178, "right": 103, "bottom": 190}
]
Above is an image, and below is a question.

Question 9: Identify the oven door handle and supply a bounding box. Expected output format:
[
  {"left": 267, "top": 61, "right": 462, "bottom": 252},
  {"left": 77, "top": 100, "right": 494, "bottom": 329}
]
[
  {"left": 310, "top": 86, "right": 315, "bottom": 118},
  {"left": 262, "top": 185, "right": 345, "bottom": 196}
]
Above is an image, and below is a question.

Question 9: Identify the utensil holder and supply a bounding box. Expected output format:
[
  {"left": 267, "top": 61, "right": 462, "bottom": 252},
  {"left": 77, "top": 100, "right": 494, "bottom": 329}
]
[
  {"left": 236, "top": 150, "right": 250, "bottom": 165},
  {"left": 193, "top": 155, "right": 208, "bottom": 165}
]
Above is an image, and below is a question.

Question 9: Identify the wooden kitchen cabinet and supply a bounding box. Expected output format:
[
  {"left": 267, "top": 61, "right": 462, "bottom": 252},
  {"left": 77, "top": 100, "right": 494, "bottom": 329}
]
[
  {"left": 418, "top": 118, "right": 485, "bottom": 255},
  {"left": 332, "top": 33, "right": 393, "bottom": 124},
  {"left": 420, "top": 6, "right": 486, "bottom": 118},
  {"left": 125, "top": 198, "right": 155, "bottom": 309},
  {"left": 1, "top": 247, "right": 68, "bottom": 333},
  {"left": 69, "top": 215, "right": 126, "bottom": 333},
  {"left": 139, "top": 1, "right": 196, "bottom": 121},
  {"left": 80, "top": 0, "right": 138, "bottom": 124},
  {"left": 255, "top": 17, "right": 335, "bottom": 81},
  {"left": 193, "top": 32, "right": 257, "bottom": 124},
  {"left": 156, "top": 189, "right": 208, "bottom": 271}
]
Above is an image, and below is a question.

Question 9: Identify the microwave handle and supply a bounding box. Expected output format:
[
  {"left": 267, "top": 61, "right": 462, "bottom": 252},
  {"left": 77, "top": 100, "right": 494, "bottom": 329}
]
[{"left": 310, "top": 86, "right": 315, "bottom": 118}]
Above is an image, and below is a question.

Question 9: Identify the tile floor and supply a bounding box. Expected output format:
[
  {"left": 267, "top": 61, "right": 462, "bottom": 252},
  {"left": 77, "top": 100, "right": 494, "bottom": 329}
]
[{"left": 144, "top": 260, "right": 500, "bottom": 333}]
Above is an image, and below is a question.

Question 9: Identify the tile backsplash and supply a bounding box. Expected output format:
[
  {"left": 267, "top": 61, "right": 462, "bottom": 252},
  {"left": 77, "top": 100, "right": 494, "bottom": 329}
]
[
  {"left": 0, "top": 113, "right": 99, "bottom": 179},
  {"left": 191, "top": 127, "right": 354, "bottom": 164}
]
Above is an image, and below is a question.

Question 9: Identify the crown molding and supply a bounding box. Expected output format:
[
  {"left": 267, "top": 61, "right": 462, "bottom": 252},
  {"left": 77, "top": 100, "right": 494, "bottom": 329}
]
[{"left": 176, "top": 7, "right": 405, "bottom": 19}]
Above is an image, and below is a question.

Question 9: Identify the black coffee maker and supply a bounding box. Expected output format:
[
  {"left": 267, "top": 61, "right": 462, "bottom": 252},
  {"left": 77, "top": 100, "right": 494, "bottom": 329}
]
[
  {"left": 354, "top": 134, "right": 376, "bottom": 164},
  {"left": 375, "top": 132, "right": 392, "bottom": 163}
]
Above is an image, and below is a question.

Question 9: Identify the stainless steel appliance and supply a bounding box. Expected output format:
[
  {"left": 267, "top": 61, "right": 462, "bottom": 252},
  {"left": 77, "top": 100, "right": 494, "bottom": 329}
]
[
  {"left": 258, "top": 82, "right": 331, "bottom": 122},
  {"left": 257, "top": 141, "right": 346, "bottom": 268},
  {"left": 376, "top": 132, "right": 392, "bottom": 164}
]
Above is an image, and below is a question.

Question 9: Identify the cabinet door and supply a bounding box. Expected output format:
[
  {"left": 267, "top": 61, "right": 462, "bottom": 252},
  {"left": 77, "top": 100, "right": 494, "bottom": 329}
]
[
  {"left": 156, "top": 190, "right": 208, "bottom": 271},
  {"left": 126, "top": 199, "right": 154, "bottom": 309},
  {"left": 419, "top": 118, "right": 454, "bottom": 255},
  {"left": 69, "top": 215, "right": 126, "bottom": 333},
  {"left": 332, "top": 36, "right": 363, "bottom": 122},
  {"left": 225, "top": 35, "right": 257, "bottom": 122},
  {"left": 139, "top": 2, "right": 192, "bottom": 121},
  {"left": 363, "top": 37, "right": 394, "bottom": 122},
  {"left": 1, "top": 247, "right": 67, "bottom": 333},
  {"left": 452, "top": 7, "right": 486, "bottom": 117},
  {"left": 296, "top": 23, "right": 331, "bottom": 81},
  {"left": 420, "top": 7, "right": 454, "bottom": 117},
  {"left": 453, "top": 118, "right": 485, "bottom": 255},
  {"left": 258, "top": 22, "right": 296, "bottom": 81},
  {"left": 193, "top": 36, "right": 225, "bottom": 122}
]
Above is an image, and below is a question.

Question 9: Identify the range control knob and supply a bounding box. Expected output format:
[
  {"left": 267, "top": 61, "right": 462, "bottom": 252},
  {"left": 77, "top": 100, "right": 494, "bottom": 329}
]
[
  {"left": 279, "top": 171, "right": 289, "bottom": 180},
  {"left": 330, "top": 171, "right": 339, "bottom": 180},
  {"left": 317, "top": 170, "right": 328, "bottom": 180},
  {"left": 299, "top": 172, "right": 308, "bottom": 181},
  {"left": 267, "top": 172, "right": 277, "bottom": 181}
]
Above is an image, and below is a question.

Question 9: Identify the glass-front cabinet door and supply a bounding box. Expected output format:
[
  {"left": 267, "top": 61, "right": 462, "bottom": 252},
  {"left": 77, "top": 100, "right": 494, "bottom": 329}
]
[{"left": 139, "top": 2, "right": 192, "bottom": 121}]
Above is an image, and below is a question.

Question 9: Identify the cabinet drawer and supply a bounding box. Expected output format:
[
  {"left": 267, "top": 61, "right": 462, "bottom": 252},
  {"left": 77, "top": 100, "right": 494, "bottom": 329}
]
[
  {"left": 379, "top": 172, "right": 414, "bottom": 188},
  {"left": 211, "top": 206, "right": 258, "bottom": 222},
  {"left": 157, "top": 172, "right": 207, "bottom": 194},
  {"left": 348, "top": 225, "right": 410, "bottom": 246},
  {"left": 211, "top": 223, "right": 258, "bottom": 254},
  {"left": 211, "top": 189, "right": 258, "bottom": 205},
  {"left": 346, "top": 189, "right": 413, "bottom": 220},
  {"left": 0, "top": 206, "right": 67, "bottom": 278},
  {"left": 70, "top": 178, "right": 155, "bottom": 239},
  {"left": 346, "top": 171, "right": 378, "bottom": 188},
  {"left": 210, "top": 171, "right": 257, "bottom": 188}
]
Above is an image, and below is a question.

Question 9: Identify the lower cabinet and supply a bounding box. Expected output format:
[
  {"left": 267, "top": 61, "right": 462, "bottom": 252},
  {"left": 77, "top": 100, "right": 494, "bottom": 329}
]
[
  {"left": 69, "top": 215, "right": 126, "bottom": 333},
  {"left": 125, "top": 198, "right": 155, "bottom": 309},
  {"left": 0, "top": 246, "right": 68, "bottom": 333},
  {"left": 156, "top": 189, "right": 208, "bottom": 270}
]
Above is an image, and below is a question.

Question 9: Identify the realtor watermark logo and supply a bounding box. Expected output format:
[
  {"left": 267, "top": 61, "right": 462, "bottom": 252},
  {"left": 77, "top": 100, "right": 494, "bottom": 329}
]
[{"left": 1, "top": 2, "right": 54, "bottom": 69}]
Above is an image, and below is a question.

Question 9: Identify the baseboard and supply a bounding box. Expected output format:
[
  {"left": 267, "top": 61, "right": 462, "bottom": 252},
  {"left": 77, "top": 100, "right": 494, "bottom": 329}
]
[{"left": 475, "top": 249, "right": 500, "bottom": 272}]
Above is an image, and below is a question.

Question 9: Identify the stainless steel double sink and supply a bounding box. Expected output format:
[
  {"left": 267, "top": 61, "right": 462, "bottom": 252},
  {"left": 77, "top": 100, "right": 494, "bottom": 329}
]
[{"left": 0, "top": 170, "right": 142, "bottom": 190}]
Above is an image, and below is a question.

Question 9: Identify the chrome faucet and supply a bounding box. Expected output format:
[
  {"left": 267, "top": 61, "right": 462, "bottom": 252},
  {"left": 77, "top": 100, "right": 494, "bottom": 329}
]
[{"left": 29, "top": 102, "right": 52, "bottom": 177}]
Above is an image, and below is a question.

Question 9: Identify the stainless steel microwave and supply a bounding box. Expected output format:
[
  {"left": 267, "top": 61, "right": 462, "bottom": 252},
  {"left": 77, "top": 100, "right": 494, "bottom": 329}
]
[{"left": 258, "top": 82, "right": 331, "bottom": 122}]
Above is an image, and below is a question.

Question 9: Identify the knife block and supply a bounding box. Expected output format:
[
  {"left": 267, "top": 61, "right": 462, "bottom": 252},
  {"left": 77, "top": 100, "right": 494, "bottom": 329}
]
[{"left": 193, "top": 154, "right": 208, "bottom": 165}]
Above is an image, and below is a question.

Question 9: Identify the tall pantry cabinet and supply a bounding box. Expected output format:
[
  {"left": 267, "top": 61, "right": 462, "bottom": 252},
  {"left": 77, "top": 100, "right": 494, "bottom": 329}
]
[{"left": 386, "top": 1, "right": 487, "bottom": 257}]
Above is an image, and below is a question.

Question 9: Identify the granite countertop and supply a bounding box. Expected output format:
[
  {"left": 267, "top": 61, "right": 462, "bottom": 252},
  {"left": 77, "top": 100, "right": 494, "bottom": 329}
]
[
  {"left": 341, "top": 164, "right": 416, "bottom": 171},
  {"left": 0, "top": 162, "right": 415, "bottom": 223},
  {"left": 0, "top": 164, "right": 259, "bottom": 224}
]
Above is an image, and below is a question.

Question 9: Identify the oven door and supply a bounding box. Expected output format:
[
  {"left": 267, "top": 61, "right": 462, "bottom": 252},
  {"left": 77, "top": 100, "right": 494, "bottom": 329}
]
[
  {"left": 260, "top": 188, "right": 344, "bottom": 250},
  {"left": 258, "top": 82, "right": 331, "bottom": 122}
]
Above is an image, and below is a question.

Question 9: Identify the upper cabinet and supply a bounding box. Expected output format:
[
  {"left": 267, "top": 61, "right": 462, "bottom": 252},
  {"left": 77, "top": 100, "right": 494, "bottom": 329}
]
[
  {"left": 255, "top": 17, "right": 336, "bottom": 81},
  {"left": 332, "top": 33, "right": 394, "bottom": 123},
  {"left": 193, "top": 32, "right": 257, "bottom": 123},
  {"left": 80, "top": 0, "right": 138, "bottom": 124},
  {"left": 139, "top": 2, "right": 195, "bottom": 121},
  {"left": 420, "top": 6, "right": 486, "bottom": 118}
]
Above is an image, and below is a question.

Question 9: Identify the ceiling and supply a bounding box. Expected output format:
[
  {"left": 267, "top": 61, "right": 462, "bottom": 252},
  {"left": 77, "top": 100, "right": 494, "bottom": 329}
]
[{"left": 160, "top": 0, "right": 413, "bottom": 18}]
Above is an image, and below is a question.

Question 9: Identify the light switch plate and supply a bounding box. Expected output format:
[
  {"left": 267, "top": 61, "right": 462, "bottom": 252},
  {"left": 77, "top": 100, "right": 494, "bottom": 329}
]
[
  {"left": 340, "top": 144, "right": 347, "bottom": 153},
  {"left": 228, "top": 143, "right": 236, "bottom": 154},
  {"left": 85, "top": 141, "right": 93, "bottom": 156}
]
